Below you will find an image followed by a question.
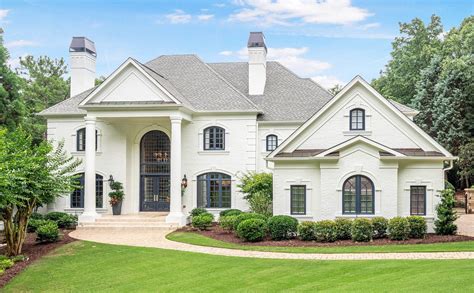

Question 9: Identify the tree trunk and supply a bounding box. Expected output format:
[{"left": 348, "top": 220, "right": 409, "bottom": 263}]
[{"left": 3, "top": 201, "right": 35, "bottom": 256}]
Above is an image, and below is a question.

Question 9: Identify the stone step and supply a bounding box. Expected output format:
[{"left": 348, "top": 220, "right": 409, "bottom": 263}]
[
  {"left": 96, "top": 217, "right": 167, "bottom": 223},
  {"left": 76, "top": 225, "right": 177, "bottom": 231},
  {"left": 81, "top": 221, "right": 171, "bottom": 227}
]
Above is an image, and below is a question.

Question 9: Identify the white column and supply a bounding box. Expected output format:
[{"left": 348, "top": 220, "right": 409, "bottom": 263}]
[
  {"left": 79, "top": 116, "right": 100, "bottom": 223},
  {"left": 166, "top": 116, "right": 186, "bottom": 225}
]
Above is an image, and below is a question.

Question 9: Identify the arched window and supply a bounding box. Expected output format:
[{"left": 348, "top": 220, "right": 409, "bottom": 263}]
[
  {"left": 197, "top": 173, "right": 231, "bottom": 208},
  {"left": 342, "top": 175, "right": 374, "bottom": 214},
  {"left": 349, "top": 108, "right": 365, "bottom": 130},
  {"left": 70, "top": 173, "right": 104, "bottom": 208},
  {"left": 203, "top": 126, "right": 225, "bottom": 150},
  {"left": 266, "top": 134, "right": 278, "bottom": 151},
  {"left": 76, "top": 128, "right": 98, "bottom": 151}
]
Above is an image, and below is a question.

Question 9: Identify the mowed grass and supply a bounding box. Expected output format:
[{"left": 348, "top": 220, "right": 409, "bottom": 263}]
[
  {"left": 4, "top": 241, "right": 474, "bottom": 292},
  {"left": 167, "top": 231, "right": 474, "bottom": 254}
]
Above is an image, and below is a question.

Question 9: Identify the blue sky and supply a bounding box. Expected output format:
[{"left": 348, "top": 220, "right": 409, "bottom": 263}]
[{"left": 1, "top": 0, "right": 472, "bottom": 88}]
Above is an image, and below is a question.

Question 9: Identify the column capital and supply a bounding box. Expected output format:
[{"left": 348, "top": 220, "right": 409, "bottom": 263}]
[
  {"left": 170, "top": 115, "right": 182, "bottom": 123},
  {"left": 84, "top": 116, "right": 97, "bottom": 123}
]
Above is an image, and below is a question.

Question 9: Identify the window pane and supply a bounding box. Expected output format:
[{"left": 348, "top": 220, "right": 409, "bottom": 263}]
[
  {"left": 343, "top": 175, "right": 374, "bottom": 214},
  {"left": 71, "top": 174, "right": 84, "bottom": 208},
  {"left": 204, "top": 127, "right": 225, "bottom": 150},
  {"left": 196, "top": 173, "right": 231, "bottom": 208},
  {"left": 410, "top": 186, "right": 426, "bottom": 215},
  {"left": 291, "top": 186, "right": 306, "bottom": 215},
  {"left": 266, "top": 135, "right": 278, "bottom": 151},
  {"left": 343, "top": 177, "right": 356, "bottom": 214},
  {"left": 350, "top": 109, "right": 365, "bottom": 130},
  {"left": 96, "top": 174, "right": 103, "bottom": 208}
]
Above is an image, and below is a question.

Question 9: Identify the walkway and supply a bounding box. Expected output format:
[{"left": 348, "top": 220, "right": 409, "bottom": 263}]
[{"left": 69, "top": 229, "right": 474, "bottom": 261}]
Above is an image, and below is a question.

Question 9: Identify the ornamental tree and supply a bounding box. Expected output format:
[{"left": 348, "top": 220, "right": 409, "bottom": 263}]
[
  {"left": 434, "top": 189, "right": 458, "bottom": 235},
  {"left": 0, "top": 128, "right": 81, "bottom": 256}
]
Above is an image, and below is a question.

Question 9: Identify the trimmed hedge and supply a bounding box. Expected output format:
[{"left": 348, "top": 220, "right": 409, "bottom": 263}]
[
  {"left": 372, "top": 217, "right": 388, "bottom": 239},
  {"left": 44, "top": 212, "right": 68, "bottom": 222},
  {"left": 27, "top": 219, "right": 49, "bottom": 233},
  {"left": 298, "top": 221, "right": 316, "bottom": 241},
  {"left": 334, "top": 218, "right": 352, "bottom": 240},
  {"left": 407, "top": 216, "right": 427, "bottom": 239},
  {"left": 236, "top": 218, "right": 267, "bottom": 242},
  {"left": 314, "top": 220, "right": 337, "bottom": 242},
  {"left": 267, "top": 215, "right": 298, "bottom": 240},
  {"left": 388, "top": 217, "right": 410, "bottom": 240},
  {"left": 233, "top": 213, "right": 267, "bottom": 231},
  {"left": 36, "top": 221, "right": 60, "bottom": 243},
  {"left": 56, "top": 214, "right": 78, "bottom": 229},
  {"left": 351, "top": 218, "right": 373, "bottom": 242},
  {"left": 219, "top": 215, "right": 237, "bottom": 231},
  {"left": 191, "top": 213, "right": 214, "bottom": 230},
  {"left": 190, "top": 208, "right": 208, "bottom": 217},
  {"left": 219, "top": 209, "right": 242, "bottom": 217}
]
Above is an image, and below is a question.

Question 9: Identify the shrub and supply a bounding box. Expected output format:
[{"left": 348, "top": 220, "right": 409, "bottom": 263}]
[
  {"left": 371, "top": 217, "right": 388, "bottom": 239},
  {"left": 11, "top": 255, "right": 26, "bottom": 263},
  {"left": 267, "top": 215, "right": 298, "bottom": 240},
  {"left": 233, "top": 213, "right": 268, "bottom": 231},
  {"left": 190, "top": 208, "right": 208, "bottom": 218},
  {"left": 30, "top": 212, "right": 44, "bottom": 220},
  {"left": 219, "top": 209, "right": 242, "bottom": 217},
  {"left": 191, "top": 213, "right": 213, "bottom": 230},
  {"left": 27, "top": 219, "right": 48, "bottom": 233},
  {"left": 298, "top": 221, "right": 316, "bottom": 241},
  {"left": 248, "top": 191, "right": 273, "bottom": 217},
  {"left": 407, "top": 216, "right": 427, "bottom": 238},
  {"left": 434, "top": 189, "right": 458, "bottom": 235},
  {"left": 334, "top": 218, "right": 352, "bottom": 240},
  {"left": 36, "top": 221, "right": 60, "bottom": 243},
  {"left": 314, "top": 220, "right": 337, "bottom": 242},
  {"left": 388, "top": 217, "right": 410, "bottom": 240},
  {"left": 0, "top": 269, "right": 4, "bottom": 276},
  {"left": 57, "top": 214, "right": 78, "bottom": 229},
  {"left": 44, "top": 212, "right": 69, "bottom": 222},
  {"left": 0, "top": 259, "right": 14, "bottom": 270},
  {"left": 237, "top": 172, "right": 273, "bottom": 200},
  {"left": 219, "top": 215, "right": 237, "bottom": 231},
  {"left": 236, "top": 219, "right": 267, "bottom": 242},
  {"left": 351, "top": 218, "right": 373, "bottom": 242}
]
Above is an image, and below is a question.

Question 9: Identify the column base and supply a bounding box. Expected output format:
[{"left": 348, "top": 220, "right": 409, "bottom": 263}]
[
  {"left": 166, "top": 212, "right": 187, "bottom": 226},
  {"left": 78, "top": 211, "right": 101, "bottom": 223}
]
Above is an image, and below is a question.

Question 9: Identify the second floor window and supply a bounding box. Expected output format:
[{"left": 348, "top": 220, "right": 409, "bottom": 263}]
[
  {"left": 266, "top": 134, "right": 278, "bottom": 151},
  {"left": 77, "top": 128, "right": 98, "bottom": 151},
  {"left": 350, "top": 108, "right": 365, "bottom": 130},
  {"left": 204, "top": 126, "right": 225, "bottom": 150}
]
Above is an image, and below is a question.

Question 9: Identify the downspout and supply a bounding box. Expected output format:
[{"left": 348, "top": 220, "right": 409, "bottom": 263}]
[{"left": 442, "top": 160, "right": 454, "bottom": 182}]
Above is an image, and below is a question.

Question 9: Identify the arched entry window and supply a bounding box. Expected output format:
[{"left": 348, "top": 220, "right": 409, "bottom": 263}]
[
  {"left": 342, "top": 175, "right": 374, "bottom": 214},
  {"left": 70, "top": 173, "right": 104, "bottom": 208},
  {"left": 197, "top": 173, "right": 231, "bottom": 208}
]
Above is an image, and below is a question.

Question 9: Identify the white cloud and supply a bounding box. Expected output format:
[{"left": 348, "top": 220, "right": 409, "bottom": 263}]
[
  {"left": 214, "top": 3, "right": 226, "bottom": 8},
  {"left": 311, "top": 75, "right": 345, "bottom": 89},
  {"left": 229, "top": 0, "right": 372, "bottom": 26},
  {"left": 165, "top": 9, "right": 192, "bottom": 24},
  {"left": 223, "top": 46, "right": 331, "bottom": 76},
  {"left": 198, "top": 14, "right": 214, "bottom": 21},
  {"left": 0, "top": 9, "right": 9, "bottom": 21},
  {"left": 5, "top": 40, "right": 37, "bottom": 49},
  {"left": 360, "top": 22, "right": 380, "bottom": 30},
  {"left": 7, "top": 53, "right": 28, "bottom": 69}
]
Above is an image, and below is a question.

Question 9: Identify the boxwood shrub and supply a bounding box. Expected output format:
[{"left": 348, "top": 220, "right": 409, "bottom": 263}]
[
  {"left": 27, "top": 219, "right": 48, "bottom": 233},
  {"left": 351, "top": 218, "right": 373, "bottom": 242},
  {"left": 407, "top": 216, "right": 427, "bottom": 239},
  {"left": 334, "top": 218, "right": 352, "bottom": 240},
  {"left": 388, "top": 217, "right": 410, "bottom": 240},
  {"left": 371, "top": 217, "right": 388, "bottom": 239},
  {"left": 219, "top": 209, "right": 242, "bottom": 217},
  {"left": 36, "top": 221, "right": 60, "bottom": 243},
  {"left": 236, "top": 218, "right": 267, "bottom": 242},
  {"left": 314, "top": 220, "right": 337, "bottom": 242},
  {"left": 190, "top": 208, "right": 208, "bottom": 217},
  {"left": 57, "top": 214, "right": 78, "bottom": 229},
  {"left": 30, "top": 212, "right": 44, "bottom": 220},
  {"left": 298, "top": 221, "right": 316, "bottom": 241},
  {"left": 232, "top": 213, "right": 267, "bottom": 231},
  {"left": 44, "top": 212, "right": 69, "bottom": 222},
  {"left": 191, "top": 213, "right": 214, "bottom": 230},
  {"left": 267, "top": 215, "right": 298, "bottom": 240},
  {"left": 0, "top": 259, "right": 14, "bottom": 270},
  {"left": 219, "top": 215, "right": 237, "bottom": 231}
]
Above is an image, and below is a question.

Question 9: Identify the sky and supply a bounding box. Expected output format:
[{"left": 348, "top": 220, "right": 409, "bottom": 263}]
[{"left": 0, "top": 0, "right": 472, "bottom": 89}]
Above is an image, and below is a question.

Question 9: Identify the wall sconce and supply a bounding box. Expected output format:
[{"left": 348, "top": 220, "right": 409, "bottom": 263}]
[{"left": 181, "top": 175, "right": 188, "bottom": 196}]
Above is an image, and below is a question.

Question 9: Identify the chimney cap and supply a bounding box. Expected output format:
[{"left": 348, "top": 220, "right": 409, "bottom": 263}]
[
  {"left": 247, "top": 32, "right": 267, "bottom": 51},
  {"left": 69, "top": 37, "right": 97, "bottom": 57}
]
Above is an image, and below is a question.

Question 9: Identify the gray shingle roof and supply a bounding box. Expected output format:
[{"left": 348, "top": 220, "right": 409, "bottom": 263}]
[
  {"left": 209, "top": 61, "right": 333, "bottom": 121},
  {"left": 388, "top": 99, "right": 418, "bottom": 113},
  {"left": 40, "top": 54, "right": 415, "bottom": 120}
]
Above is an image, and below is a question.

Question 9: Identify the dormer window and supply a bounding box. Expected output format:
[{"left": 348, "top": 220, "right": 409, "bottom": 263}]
[
  {"left": 350, "top": 109, "right": 365, "bottom": 130},
  {"left": 266, "top": 134, "right": 278, "bottom": 151},
  {"left": 204, "top": 126, "right": 225, "bottom": 150},
  {"left": 76, "top": 128, "right": 98, "bottom": 151}
]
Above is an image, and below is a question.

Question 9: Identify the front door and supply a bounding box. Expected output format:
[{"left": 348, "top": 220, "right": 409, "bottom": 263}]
[{"left": 140, "top": 130, "right": 170, "bottom": 212}]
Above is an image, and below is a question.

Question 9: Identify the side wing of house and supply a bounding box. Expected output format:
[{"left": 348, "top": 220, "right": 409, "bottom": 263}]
[{"left": 268, "top": 76, "right": 454, "bottom": 230}]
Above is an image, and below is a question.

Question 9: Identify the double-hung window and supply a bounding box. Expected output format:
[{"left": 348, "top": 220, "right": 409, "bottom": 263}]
[
  {"left": 410, "top": 186, "right": 426, "bottom": 215},
  {"left": 290, "top": 185, "right": 306, "bottom": 215}
]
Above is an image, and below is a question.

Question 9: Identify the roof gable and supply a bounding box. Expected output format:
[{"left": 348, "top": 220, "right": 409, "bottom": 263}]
[{"left": 269, "top": 76, "right": 453, "bottom": 158}]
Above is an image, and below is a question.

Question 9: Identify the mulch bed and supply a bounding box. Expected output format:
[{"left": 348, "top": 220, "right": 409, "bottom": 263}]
[
  {"left": 178, "top": 225, "right": 474, "bottom": 247},
  {"left": 0, "top": 230, "right": 76, "bottom": 288}
]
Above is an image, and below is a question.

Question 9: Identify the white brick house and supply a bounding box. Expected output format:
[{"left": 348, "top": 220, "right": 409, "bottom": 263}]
[{"left": 40, "top": 33, "right": 455, "bottom": 229}]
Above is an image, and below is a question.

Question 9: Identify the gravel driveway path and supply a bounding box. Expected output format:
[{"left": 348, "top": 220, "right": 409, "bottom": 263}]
[{"left": 69, "top": 229, "right": 474, "bottom": 260}]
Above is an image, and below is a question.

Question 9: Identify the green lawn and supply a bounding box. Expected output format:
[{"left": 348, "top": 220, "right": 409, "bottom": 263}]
[
  {"left": 4, "top": 241, "right": 474, "bottom": 292},
  {"left": 167, "top": 231, "right": 474, "bottom": 254}
]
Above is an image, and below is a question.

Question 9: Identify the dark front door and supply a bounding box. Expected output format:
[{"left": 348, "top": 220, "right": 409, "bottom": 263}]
[{"left": 140, "top": 130, "right": 170, "bottom": 212}]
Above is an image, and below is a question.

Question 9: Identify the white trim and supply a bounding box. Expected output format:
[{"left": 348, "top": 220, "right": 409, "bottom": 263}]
[{"left": 316, "top": 136, "right": 406, "bottom": 158}]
